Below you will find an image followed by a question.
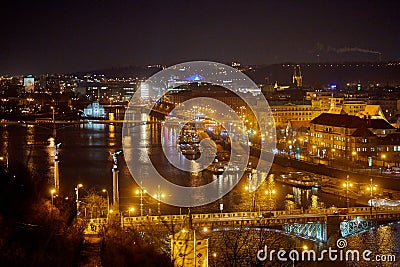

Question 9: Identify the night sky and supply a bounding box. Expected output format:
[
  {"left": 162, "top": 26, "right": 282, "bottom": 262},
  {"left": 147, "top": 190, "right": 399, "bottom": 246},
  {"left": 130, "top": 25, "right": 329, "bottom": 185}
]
[{"left": 1, "top": 0, "right": 399, "bottom": 75}]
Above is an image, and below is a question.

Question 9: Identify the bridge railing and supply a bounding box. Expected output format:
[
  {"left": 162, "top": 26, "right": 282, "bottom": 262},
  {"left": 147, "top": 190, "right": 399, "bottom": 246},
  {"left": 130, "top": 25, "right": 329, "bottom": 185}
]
[
  {"left": 120, "top": 206, "right": 400, "bottom": 226},
  {"left": 122, "top": 209, "right": 307, "bottom": 224},
  {"left": 348, "top": 206, "right": 400, "bottom": 214}
]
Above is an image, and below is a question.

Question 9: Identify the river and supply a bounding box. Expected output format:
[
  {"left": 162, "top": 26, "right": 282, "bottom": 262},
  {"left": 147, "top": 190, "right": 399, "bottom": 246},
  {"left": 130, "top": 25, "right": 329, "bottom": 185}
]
[{"left": 0, "top": 119, "right": 399, "bottom": 266}]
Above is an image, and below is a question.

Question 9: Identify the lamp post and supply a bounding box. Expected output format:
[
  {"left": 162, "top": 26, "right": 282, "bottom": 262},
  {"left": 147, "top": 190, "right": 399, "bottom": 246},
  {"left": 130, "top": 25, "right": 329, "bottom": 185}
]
[
  {"left": 265, "top": 188, "right": 276, "bottom": 213},
  {"left": 51, "top": 189, "right": 56, "bottom": 206},
  {"left": 128, "top": 207, "right": 135, "bottom": 217},
  {"left": 311, "top": 145, "right": 317, "bottom": 163},
  {"left": 351, "top": 151, "right": 357, "bottom": 170},
  {"left": 0, "top": 154, "right": 9, "bottom": 171},
  {"left": 154, "top": 185, "right": 165, "bottom": 215},
  {"left": 381, "top": 154, "right": 386, "bottom": 174},
  {"left": 342, "top": 175, "right": 353, "bottom": 209},
  {"left": 135, "top": 186, "right": 147, "bottom": 217},
  {"left": 245, "top": 185, "right": 256, "bottom": 213},
  {"left": 75, "top": 183, "right": 83, "bottom": 216},
  {"left": 51, "top": 106, "right": 55, "bottom": 124},
  {"left": 368, "top": 178, "right": 378, "bottom": 216},
  {"left": 331, "top": 148, "right": 335, "bottom": 166},
  {"left": 102, "top": 189, "right": 110, "bottom": 218},
  {"left": 369, "top": 178, "right": 378, "bottom": 200}
]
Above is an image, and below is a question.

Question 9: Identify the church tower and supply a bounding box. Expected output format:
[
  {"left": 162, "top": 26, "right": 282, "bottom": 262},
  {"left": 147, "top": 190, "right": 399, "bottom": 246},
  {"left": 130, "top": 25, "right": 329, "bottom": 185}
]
[{"left": 292, "top": 65, "right": 303, "bottom": 87}]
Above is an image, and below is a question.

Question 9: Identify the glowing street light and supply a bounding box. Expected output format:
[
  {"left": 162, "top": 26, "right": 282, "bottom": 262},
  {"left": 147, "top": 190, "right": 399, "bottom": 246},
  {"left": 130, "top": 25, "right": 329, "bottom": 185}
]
[
  {"left": 265, "top": 184, "right": 276, "bottom": 213},
  {"left": 245, "top": 183, "right": 256, "bottom": 213},
  {"left": 50, "top": 106, "right": 55, "bottom": 124},
  {"left": 0, "top": 154, "right": 9, "bottom": 171},
  {"left": 265, "top": 188, "right": 276, "bottom": 200},
  {"left": 102, "top": 189, "right": 110, "bottom": 218},
  {"left": 342, "top": 175, "right": 353, "bottom": 209},
  {"left": 135, "top": 186, "right": 147, "bottom": 216},
  {"left": 154, "top": 185, "right": 165, "bottom": 215},
  {"left": 381, "top": 154, "right": 387, "bottom": 174},
  {"left": 128, "top": 207, "right": 135, "bottom": 217},
  {"left": 75, "top": 183, "right": 83, "bottom": 216},
  {"left": 368, "top": 178, "right": 378, "bottom": 199},
  {"left": 368, "top": 178, "right": 378, "bottom": 211},
  {"left": 50, "top": 189, "right": 56, "bottom": 206}
]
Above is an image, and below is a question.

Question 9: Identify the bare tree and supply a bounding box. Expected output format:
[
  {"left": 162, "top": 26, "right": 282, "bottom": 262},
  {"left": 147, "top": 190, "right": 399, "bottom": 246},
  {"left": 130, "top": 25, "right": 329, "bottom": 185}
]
[{"left": 83, "top": 188, "right": 107, "bottom": 218}]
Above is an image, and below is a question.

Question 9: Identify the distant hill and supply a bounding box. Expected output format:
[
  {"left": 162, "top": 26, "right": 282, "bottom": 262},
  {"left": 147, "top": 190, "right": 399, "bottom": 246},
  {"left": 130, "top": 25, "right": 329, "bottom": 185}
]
[
  {"left": 75, "top": 62, "right": 400, "bottom": 87},
  {"left": 243, "top": 62, "right": 400, "bottom": 87},
  {"left": 72, "top": 65, "right": 163, "bottom": 80}
]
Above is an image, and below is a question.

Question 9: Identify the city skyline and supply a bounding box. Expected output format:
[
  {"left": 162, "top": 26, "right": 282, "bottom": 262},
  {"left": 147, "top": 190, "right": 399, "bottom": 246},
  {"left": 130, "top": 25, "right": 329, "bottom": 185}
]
[{"left": 1, "top": 0, "right": 400, "bottom": 75}]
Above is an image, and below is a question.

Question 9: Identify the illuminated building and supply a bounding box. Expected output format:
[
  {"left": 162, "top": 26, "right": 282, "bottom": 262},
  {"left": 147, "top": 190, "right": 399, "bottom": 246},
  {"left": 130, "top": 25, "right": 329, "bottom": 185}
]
[
  {"left": 308, "top": 113, "right": 395, "bottom": 163},
  {"left": 139, "top": 80, "right": 150, "bottom": 99},
  {"left": 269, "top": 101, "right": 320, "bottom": 128},
  {"left": 23, "top": 75, "right": 34, "bottom": 93},
  {"left": 341, "top": 100, "right": 367, "bottom": 115},
  {"left": 83, "top": 101, "right": 106, "bottom": 118},
  {"left": 367, "top": 99, "right": 400, "bottom": 121},
  {"left": 377, "top": 133, "right": 400, "bottom": 167}
]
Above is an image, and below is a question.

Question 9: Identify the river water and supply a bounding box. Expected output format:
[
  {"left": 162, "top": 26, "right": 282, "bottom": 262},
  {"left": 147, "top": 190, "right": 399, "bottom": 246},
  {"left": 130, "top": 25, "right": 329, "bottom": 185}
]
[{"left": 0, "top": 118, "right": 399, "bottom": 266}]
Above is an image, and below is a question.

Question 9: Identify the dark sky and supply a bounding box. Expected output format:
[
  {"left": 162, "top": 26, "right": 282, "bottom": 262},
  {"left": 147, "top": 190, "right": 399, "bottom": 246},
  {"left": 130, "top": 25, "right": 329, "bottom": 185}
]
[{"left": 1, "top": 0, "right": 399, "bottom": 75}]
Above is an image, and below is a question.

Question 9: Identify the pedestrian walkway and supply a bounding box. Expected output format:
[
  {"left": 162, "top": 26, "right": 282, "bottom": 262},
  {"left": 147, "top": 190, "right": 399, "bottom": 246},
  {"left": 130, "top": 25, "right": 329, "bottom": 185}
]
[{"left": 79, "top": 235, "right": 102, "bottom": 267}]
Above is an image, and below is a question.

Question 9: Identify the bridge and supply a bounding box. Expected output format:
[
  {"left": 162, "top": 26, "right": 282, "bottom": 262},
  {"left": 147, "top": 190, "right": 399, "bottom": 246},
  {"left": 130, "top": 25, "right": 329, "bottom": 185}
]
[
  {"left": 0, "top": 119, "right": 160, "bottom": 128},
  {"left": 86, "top": 206, "right": 400, "bottom": 243}
]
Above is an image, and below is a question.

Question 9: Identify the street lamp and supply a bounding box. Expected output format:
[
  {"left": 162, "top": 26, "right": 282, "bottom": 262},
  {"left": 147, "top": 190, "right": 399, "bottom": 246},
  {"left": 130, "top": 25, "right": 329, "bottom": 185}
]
[
  {"left": 342, "top": 175, "right": 353, "bottom": 209},
  {"left": 128, "top": 207, "right": 135, "bottom": 217},
  {"left": 311, "top": 145, "right": 317, "bottom": 163},
  {"left": 50, "top": 189, "right": 56, "bottom": 206},
  {"left": 351, "top": 151, "right": 357, "bottom": 169},
  {"left": 381, "top": 154, "right": 386, "bottom": 174},
  {"left": 212, "top": 252, "right": 217, "bottom": 267},
  {"left": 331, "top": 148, "right": 336, "bottom": 166},
  {"left": 245, "top": 184, "right": 256, "bottom": 213},
  {"left": 154, "top": 185, "right": 165, "bottom": 215},
  {"left": 265, "top": 188, "right": 276, "bottom": 213},
  {"left": 75, "top": 183, "right": 83, "bottom": 216},
  {"left": 368, "top": 178, "right": 378, "bottom": 200},
  {"left": 351, "top": 151, "right": 357, "bottom": 160},
  {"left": 102, "top": 189, "right": 110, "bottom": 218},
  {"left": 367, "top": 178, "right": 378, "bottom": 210},
  {"left": 0, "top": 154, "right": 9, "bottom": 171},
  {"left": 50, "top": 106, "right": 55, "bottom": 124},
  {"left": 135, "top": 186, "right": 147, "bottom": 216}
]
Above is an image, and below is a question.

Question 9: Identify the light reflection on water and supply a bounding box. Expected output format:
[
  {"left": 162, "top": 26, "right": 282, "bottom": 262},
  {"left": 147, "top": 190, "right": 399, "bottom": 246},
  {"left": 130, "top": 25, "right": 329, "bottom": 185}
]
[{"left": 0, "top": 123, "right": 399, "bottom": 262}]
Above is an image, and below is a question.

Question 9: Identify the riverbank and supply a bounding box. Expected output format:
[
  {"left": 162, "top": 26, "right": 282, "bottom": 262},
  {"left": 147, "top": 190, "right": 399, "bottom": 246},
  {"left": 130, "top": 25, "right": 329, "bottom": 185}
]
[{"left": 272, "top": 155, "right": 400, "bottom": 206}]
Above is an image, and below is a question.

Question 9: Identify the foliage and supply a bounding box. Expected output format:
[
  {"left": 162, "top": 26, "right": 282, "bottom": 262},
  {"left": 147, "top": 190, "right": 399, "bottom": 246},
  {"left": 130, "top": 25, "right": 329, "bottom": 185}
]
[
  {"left": 0, "top": 164, "right": 85, "bottom": 266},
  {"left": 208, "top": 220, "right": 294, "bottom": 267},
  {"left": 100, "top": 224, "right": 173, "bottom": 267}
]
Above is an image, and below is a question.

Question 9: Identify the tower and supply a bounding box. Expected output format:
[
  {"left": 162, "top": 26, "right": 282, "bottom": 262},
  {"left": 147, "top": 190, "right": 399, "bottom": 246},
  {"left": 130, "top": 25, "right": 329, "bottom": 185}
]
[{"left": 292, "top": 65, "right": 303, "bottom": 87}]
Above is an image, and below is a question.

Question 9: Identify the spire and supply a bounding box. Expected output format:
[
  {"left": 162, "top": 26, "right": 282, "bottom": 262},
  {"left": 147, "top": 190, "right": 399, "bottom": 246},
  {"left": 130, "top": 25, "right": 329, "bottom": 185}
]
[{"left": 292, "top": 65, "right": 303, "bottom": 87}]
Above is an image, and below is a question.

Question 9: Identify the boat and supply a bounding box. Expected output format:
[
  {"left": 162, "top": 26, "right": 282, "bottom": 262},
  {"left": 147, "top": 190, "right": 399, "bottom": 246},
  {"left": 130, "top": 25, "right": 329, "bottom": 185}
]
[
  {"left": 276, "top": 172, "right": 317, "bottom": 188},
  {"left": 213, "top": 164, "right": 225, "bottom": 175}
]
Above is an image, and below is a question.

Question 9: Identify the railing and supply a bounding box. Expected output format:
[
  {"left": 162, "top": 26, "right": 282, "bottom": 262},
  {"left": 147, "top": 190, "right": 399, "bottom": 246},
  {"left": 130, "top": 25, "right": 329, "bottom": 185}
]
[{"left": 122, "top": 206, "right": 400, "bottom": 227}]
